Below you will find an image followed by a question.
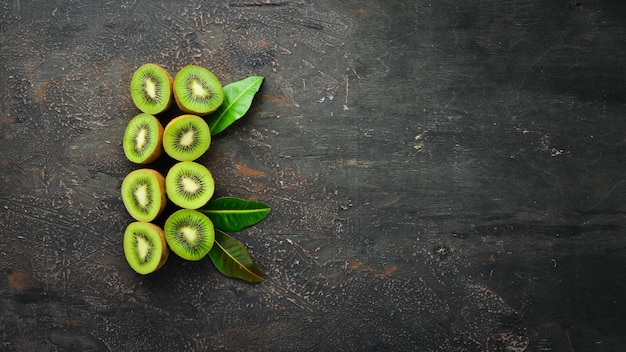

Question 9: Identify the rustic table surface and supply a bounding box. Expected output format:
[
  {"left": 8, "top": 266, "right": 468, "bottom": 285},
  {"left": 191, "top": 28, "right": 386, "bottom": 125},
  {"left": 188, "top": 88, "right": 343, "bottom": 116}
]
[{"left": 1, "top": 1, "right": 625, "bottom": 351}]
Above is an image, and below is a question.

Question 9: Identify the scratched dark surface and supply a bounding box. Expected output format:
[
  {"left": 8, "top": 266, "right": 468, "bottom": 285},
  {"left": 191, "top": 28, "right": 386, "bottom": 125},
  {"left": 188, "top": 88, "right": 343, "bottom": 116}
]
[{"left": 1, "top": 0, "right": 625, "bottom": 351}]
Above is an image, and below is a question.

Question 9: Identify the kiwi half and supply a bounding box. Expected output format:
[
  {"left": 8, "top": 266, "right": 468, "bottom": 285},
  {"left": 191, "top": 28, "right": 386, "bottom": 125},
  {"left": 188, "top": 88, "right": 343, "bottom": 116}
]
[
  {"left": 165, "top": 161, "right": 215, "bottom": 209},
  {"left": 130, "top": 63, "right": 173, "bottom": 115},
  {"left": 123, "top": 113, "right": 164, "bottom": 164},
  {"left": 163, "top": 114, "right": 211, "bottom": 161},
  {"left": 173, "top": 65, "right": 224, "bottom": 115},
  {"left": 124, "top": 222, "right": 169, "bottom": 274},
  {"left": 121, "top": 169, "right": 167, "bottom": 222},
  {"left": 164, "top": 209, "right": 215, "bottom": 261}
]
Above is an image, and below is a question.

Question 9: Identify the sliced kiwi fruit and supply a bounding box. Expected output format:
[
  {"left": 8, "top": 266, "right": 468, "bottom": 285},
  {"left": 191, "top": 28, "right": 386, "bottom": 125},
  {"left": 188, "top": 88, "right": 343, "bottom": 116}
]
[
  {"left": 173, "top": 65, "right": 224, "bottom": 115},
  {"left": 165, "top": 161, "right": 215, "bottom": 209},
  {"left": 164, "top": 209, "right": 215, "bottom": 261},
  {"left": 162, "top": 114, "right": 211, "bottom": 161},
  {"left": 124, "top": 222, "right": 169, "bottom": 274},
  {"left": 123, "top": 113, "right": 164, "bottom": 164},
  {"left": 130, "top": 63, "right": 173, "bottom": 115},
  {"left": 121, "top": 169, "right": 167, "bottom": 222}
]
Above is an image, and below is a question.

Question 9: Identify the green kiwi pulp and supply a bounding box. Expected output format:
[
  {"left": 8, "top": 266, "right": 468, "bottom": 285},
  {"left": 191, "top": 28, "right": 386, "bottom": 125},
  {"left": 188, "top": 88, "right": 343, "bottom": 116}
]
[
  {"left": 173, "top": 65, "right": 224, "bottom": 115},
  {"left": 124, "top": 222, "right": 169, "bottom": 274},
  {"left": 123, "top": 113, "right": 164, "bottom": 164},
  {"left": 165, "top": 161, "right": 215, "bottom": 209},
  {"left": 163, "top": 114, "right": 211, "bottom": 161},
  {"left": 164, "top": 209, "right": 215, "bottom": 261},
  {"left": 121, "top": 169, "right": 167, "bottom": 222},
  {"left": 130, "top": 63, "right": 173, "bottom": 115}
]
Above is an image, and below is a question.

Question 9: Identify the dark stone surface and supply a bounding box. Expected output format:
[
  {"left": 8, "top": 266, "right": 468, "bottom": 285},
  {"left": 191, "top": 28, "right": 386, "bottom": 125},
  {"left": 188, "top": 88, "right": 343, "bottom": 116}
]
[{"left": 1, "top": 0, "right": 625, "bottom": 351}]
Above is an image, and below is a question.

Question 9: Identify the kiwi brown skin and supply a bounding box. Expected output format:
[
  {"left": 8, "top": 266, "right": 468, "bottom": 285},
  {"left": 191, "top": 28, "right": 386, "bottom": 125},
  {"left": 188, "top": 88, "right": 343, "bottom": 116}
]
[
  {"left": 162, "top": 114, "right": 211, "bottom": 162},
  {"left": 121, "top": 169, "right": 167, "bottom": 222},
  {"left": 130, "top": 63, "right": 174, "bottom": 115},
  {"left": 123, "top": 113, "right": 164, "bottom": 164},
  {"left": 124, "top": 222, "right": 169, "bottom": 274},
  {"left": 165, "top": 161, "right": 215, "bottom": 209},
  {"left": 173, "top": 65, "right": 224, "bottom": 115}
]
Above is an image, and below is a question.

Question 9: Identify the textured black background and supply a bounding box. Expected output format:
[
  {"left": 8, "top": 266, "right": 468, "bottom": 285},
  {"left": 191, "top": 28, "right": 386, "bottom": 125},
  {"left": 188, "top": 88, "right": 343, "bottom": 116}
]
[{"left": 1, "top": 1, "right": 625, "bottom": 351}]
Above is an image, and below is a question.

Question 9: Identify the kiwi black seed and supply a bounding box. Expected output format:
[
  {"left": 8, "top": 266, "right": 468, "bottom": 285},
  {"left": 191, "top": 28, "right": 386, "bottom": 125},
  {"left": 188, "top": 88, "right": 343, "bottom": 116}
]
[
  {"left": 121, "top": 169, "right": 167, "bottom": 222},
  {"left": 173, "top": 65, "right": 224, "bottom": 115},
  {"left": 164, "top": 209, "right": 215, "bottom": 261},
  {"left": 165, "top": 161, "right": 215, "bottom": 209},
  {"left": 163, "top": 114, "right": 211, "bottom": 161},
  {"left": 123, "top": 113, "right": 164, "bottom": 164},
  {"left": 130, "top": 63, "right": 173, "bottom": 115},
  {"left": 124, "top": 222, "right": 169, "bottom": 274}
]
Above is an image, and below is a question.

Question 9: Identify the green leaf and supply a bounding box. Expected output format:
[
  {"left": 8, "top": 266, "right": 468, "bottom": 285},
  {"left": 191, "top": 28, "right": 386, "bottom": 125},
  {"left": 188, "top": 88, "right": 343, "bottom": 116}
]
[
  {"left": 206, "top": 76, "right": 264, "bottom": 135},
  {"left": 198, "top": 197, "right": 270, "bottom": 232},
  {"left": 209, "top": 230, "right": 265, "bottom": 283}
]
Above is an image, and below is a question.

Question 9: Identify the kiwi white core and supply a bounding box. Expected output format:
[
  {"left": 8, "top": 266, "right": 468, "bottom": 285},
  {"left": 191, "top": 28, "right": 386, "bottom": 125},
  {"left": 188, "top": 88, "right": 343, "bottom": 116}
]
[
  {"left": 181, "top": 176, "right": 201, "bottom": 194},
  {"left": 180, "top": 226, "right": 200, "bottom": 246},
  {"left": 136, "top": 235, "right": 151, "bottom": 262},
  {"left": 179, "top": 130, "right": 195, "bottom": 147},
  {"left": 135, "top": 127, "right": 148, "bottom": 151},
  {"left": 145, "top": 78, "right": 158, "bottom": 100},
  {"left": 134, "top": 183, "right": 150, "bottom": 208},
  {"left": 191, "top": 80, "right": 208, "bottom": 98}
]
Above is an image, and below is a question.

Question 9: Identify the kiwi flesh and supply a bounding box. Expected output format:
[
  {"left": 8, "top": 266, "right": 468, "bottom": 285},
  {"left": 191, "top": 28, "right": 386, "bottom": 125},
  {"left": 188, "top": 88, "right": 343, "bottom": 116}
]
[
  {"left": 130, "top": 63, "right": 173, "bottom": 115},
  {"left": 121, "top": 169, "right": 167, "bottom": 222},
  {"left": 123, "top": 113, "right": 164, "bottom": 164},
  {"left": 164, "top": 209, "right": 215, "bottom": 261},
  {"left": 173, "top": 65, "right": 224, "bottom": 115},
  {"left": 124, "top": 222, "right": 169, "bottom": 274},
  {"left": 165, "top": 161, "right": 215, "bottom": 209},
  {"left": 163, "top": 114, "right": 211, "bottom": 161}
]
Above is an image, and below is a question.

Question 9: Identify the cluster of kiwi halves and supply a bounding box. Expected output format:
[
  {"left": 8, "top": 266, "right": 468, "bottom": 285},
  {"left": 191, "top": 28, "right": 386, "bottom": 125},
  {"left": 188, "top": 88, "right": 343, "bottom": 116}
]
[{"left": 121, "top": 63, "right": 224, "bottom": 275}]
